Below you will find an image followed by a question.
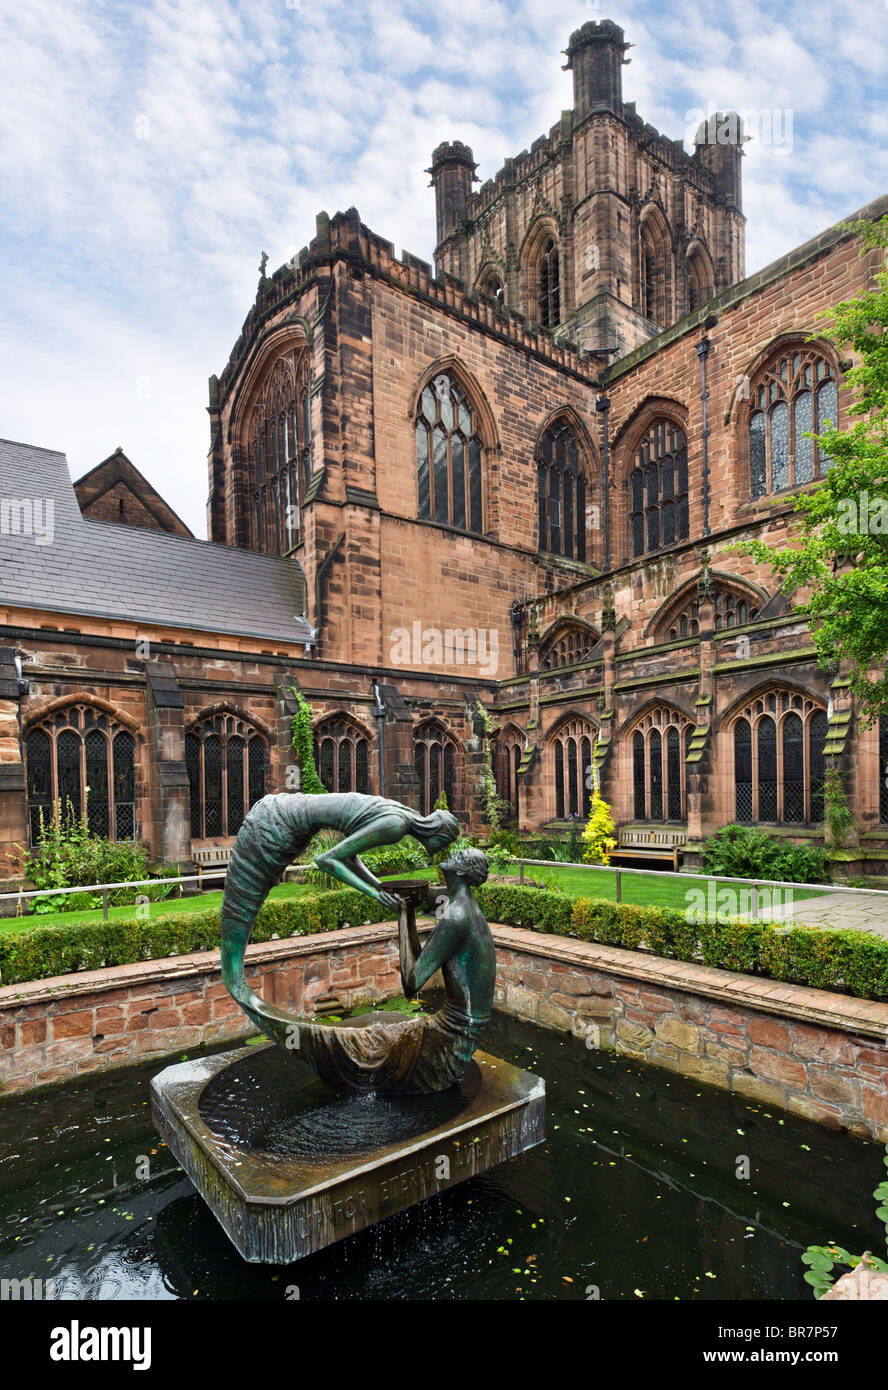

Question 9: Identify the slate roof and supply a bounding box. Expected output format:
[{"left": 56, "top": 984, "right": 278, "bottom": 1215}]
[{"left": 0, "top": 438, "right": 313, "bottom": 645}]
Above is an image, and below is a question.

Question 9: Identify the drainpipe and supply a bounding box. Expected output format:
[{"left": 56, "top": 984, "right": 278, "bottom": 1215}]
[
  {"left": 595, "top": 390, "right": 611, "bottom": 570},
  {"left": 371, "top": 682, "right": 386, "bottom": 796}
]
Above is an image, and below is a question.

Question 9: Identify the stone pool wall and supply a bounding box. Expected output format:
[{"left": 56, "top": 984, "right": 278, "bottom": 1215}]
[{"left": 1, "top": 923, "right": 887, "bottom": 1144}]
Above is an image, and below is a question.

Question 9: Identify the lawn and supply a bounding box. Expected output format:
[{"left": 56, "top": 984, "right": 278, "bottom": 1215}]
[{"left": 0, "top": 861, "right": 826, "bottom": 936}]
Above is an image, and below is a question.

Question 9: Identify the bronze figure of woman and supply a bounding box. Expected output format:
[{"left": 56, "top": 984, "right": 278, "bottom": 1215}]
[{"left": 220, "top": 792, "right": 496, "bottom": 1094}]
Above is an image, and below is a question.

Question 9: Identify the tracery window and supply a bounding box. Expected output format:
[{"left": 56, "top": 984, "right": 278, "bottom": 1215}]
[
  {"left": 663, "top": 587, "right": 759, "bottom": 642},
  {"left": 732, "top": 692, "right": 827, "bottom": 824},
  {"left": 538, "top": 238, "right": 560, "bottom": 329},
  {"left": 630, "top": 419, "right": 688, "bottom": 557},
  {"left": 551, "top": 717, "right": 596, "bottom": 820},
  {"left": 630, "top": 707, "right": 692, "bottom": 822},
  {"left": 25, "top": 705, "right": 136, "bottom": 844},
  {"left": 248, "top": 353, "right": 311, "bottom": 556},
  {"left": 748, "top": 348, "right": 838, "bottom": 498},
  {"left": 186, "top": 714, "right": 266, "bottom": 840},
  {"left": 540, "top": 623, "right": 597, "bottom": 671},
  {"left": 537, "top": 419, "right": 587, "bottom": 561},
  {"left": 415, "top": 372, "right": 483, "bottom": 534},
  {"left": 414, "top": 723, "right": 458, "bottom": 815},
  {"left": 314, "top": 718, "right": 370, "bottom": 795}
]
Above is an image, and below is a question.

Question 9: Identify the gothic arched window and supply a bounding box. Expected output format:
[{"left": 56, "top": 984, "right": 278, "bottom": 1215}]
[
  {"left": 248, "top": 352, "right": 311, "bottom": 556},
  {"left": 314, "top": 718, "right": 370, "bottom": 795},
  {"left": 478, "top": 267, "right": 506, "bottom": 311},
  {"left": 415, "top": 371, "right": 483, "bottom": 534},
  {"left": 495, "top": 730, "right": 524, "bottom": 817},
  {"left": 538, "top": 239, "right": 560, "bottom": 329},
  {"left": 537, "top": 420, "right": 587, "bottom": 561},
  {"left": 414, "top": 723, "right": 458, "bottom": 815},
  {"left": 629, "top": 707, "right": 691, "bottom": 822},
  {"left": 550, "top": 718, "right": 595, "bottom": 820},
  {"left": 732, "top": 692, "right": 827, "bottom": 824},
  {"left": 687, "top": 249, "right": 714, "bottom": 313},
  {"left": 540, "top": 621, "right": 597, "bottom": 671},
  {"left": 25, "top": 706, "right": 136, "bottom": 845},
  {"left": 630, "top": 419, "right": 688, "bottom": 557},
  {"left": 662, "top": 585, "right": 760, "bottom": 642},
  {"left": 748, "top": 347, "right": 838, "bottom": 497},
  {"left": 186, "top": 713, "right": 266, "bottom": 840}
]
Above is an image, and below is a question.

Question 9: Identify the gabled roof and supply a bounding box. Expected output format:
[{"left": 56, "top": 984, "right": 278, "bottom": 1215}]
[
  {"left": 73, "top": 447, "right": 193, "bottom": 536},
  {"left": 0, "top": 438, "right": 313, "bottom": 646}
]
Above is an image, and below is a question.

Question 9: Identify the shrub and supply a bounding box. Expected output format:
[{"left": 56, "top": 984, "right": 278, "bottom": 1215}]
[
  {"left": 23, "top": 800, "right": 181, "bottom": 912},
  {"left": 581, "top": 788, "right": 617, "bottom": 866},
  {"left": 701, "top": 824, "right": 830, "bottom": 885},
  {"left": 0, "top": 889, "right": 389, "bottom": 986}
]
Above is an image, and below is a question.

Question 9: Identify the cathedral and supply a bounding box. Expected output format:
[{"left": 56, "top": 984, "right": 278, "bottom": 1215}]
[{"left": 2, "top": 19, "right": 887, "bottom": 884}]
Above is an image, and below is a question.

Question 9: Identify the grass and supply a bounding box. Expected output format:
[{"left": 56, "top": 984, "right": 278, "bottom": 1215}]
[{"left": 0, "top": 861, "right": 828, "bottom": 937}]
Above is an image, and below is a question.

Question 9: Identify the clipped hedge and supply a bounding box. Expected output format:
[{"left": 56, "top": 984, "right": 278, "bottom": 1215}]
[
  {"left": 3, "top": 881, "right": 888, "bottom": 1004},
  {"left": 479, "top": 885, "right": 888, "bottom": 1003},
  {"left": 0, "top": 890, "right": 389, "bottom": 987}
]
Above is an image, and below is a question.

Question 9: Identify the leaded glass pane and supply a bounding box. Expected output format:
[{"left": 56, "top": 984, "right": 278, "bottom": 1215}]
[
  {"left": 538, "top": 463, "right": 548, "bottom": 551},
  {"left": 421, "top": 386, "right": 437, "bottom": 423},
  {"left": 782, "top": 714, "right": 804, "bottom": 823},
  {"left": 356, "top": 738, "right": 369, "bottom": 794},
  {"left": 817, "top": 379, "right": 837, "bottom": 470},
  {"left": 204, "top": 735, "right": 223, "bottom": 836},
  {"left": 735, "top": 719, "right": 753, "bottom": 822},
  {"left": 770, "top": 401, "right": 789, "bottom": 490},
  {"left": 433, "top": 425, "right": 449, "bottom": 525},
  {"left": 57, "top": 730, "right": 82, "bottom": 822},
  {"left": 451, "top": 434, "right": 466, "bottom": 531},
  {"left": 468, "top": 439, "right": 482, "bottom": 533},
  {"left": 185, "top": 733, "right": 201, "bottom": 838},
  {"left": 581, "top": 737, "right": 592, "bottom": 819},
  {"left": 649, "top": 730, "right": 663, "bottom": 820},
  {"left": 633, "top": 733, "right": 645, "bottom": 821},
  {"left": 113, "top": 731, "right": 135, "bottom": 841},
  {"left": 555, "top": 741, "right": 564, "bottom": 819},
  {"left": 338, "top": 738, "right": 352, "bottom": 793},
  {"left": 429, "top": 742, "right": 440, "bottom": 808},
  {"left": 85, "top": 729, "right": 109, "bottom": 837},
  {"left": 567, "top": 738, "right": 578, "bottom": 817},
  {"left": 26, "top": 729, "right": 52, "bottom": 844},
  {"left": 794, "top": 391, "right": 814, "bottom": 484},
  {"left": 749, "top": 411, "right": 766, "bottom": 497},
  {"left": 667, "top": 726, "right": 681, "bottom": 820},
  {"left": 758, "top": 717, "right": 777, "bottom": 821},
  {"left": 444, "top": 741, "right": 456, "bottom": 810},
  {"left": 247, "top": 737, "right": 264, "bottom": 807}
]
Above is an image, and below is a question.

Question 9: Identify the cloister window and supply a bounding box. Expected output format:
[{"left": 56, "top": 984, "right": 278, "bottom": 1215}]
[
  {"left": 540, "top": 622, "right": 597, "bottom": 671},
  {"left": 748, "top": 348, "right": 838, "bottom": 498},
  {"left": 496, "top": 731, "right": 524, "bottom": 818},
  {"left": 314, "top": 718, "right": 370, "bottom": 795},
  {"left": 538, "top": 239, "right": 560, "bottom": 329},
  {"left": 25, "top": 706, "right": 135, "bottom": 844},
  {"left": 537, "top": 419, "right": 587, "bottom": 561},
  {"left": 248, "top": 353, "right": 311, "bottom": 556},
  {"left": 732, "top": 693, "right": 827, "bottom": 824},
  {"left": 630, "top": 419, "right": 688, "bottom": 557},
  {"left": 414, "top": 723, "right": 458, "bottom": 815},
  {"left": 630, "top": 708, "right": 692, "bottom": 822},
  {"left": 551, "top": 718, "right": 596, "bottom": 820},
  {"left": 416, "top": 372, "right": 483, "bottom": 533},
  {"left": 186, "top": 714, "right": 266, "bottom": 840}
]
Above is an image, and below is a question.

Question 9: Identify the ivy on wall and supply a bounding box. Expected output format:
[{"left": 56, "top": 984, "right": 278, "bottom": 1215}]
[{"left": 289, "top": 687, "right": 325, "bottom": 794}]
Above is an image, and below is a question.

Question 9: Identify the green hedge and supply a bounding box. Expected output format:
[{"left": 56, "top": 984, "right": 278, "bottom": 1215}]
[
  {"left": 0, "top": 890, "right": 388, "bottom": 987},
  {"left": 476, "top": 886, "right": 888, "bottom": 1002},
  {"left": 3, "top": 882, "right": 888, "bottom": 1004}
]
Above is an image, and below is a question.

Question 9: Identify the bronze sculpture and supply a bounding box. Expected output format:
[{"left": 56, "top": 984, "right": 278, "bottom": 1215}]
[{"left": 220, "top": 792, "right": 496, "bottom": 1094}]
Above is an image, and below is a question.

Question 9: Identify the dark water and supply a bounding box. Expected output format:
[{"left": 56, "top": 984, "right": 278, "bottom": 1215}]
[
  {"left": 0, "top": 1012, "right": 884, "bottom": 1301},
  {"left": 199, "top": 1047, "right": 482, "bottom": 1158}
]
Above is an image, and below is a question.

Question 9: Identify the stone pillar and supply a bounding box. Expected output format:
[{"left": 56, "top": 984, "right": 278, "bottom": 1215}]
[
  {"left": 145, "top": 665, "right": 191, "bottom": 866},
  {"left": 0, "top": 647, "right": 27, "bottom": 882},
  {"left": 374, "top": 683, "right": 419, "bottom": 806}
]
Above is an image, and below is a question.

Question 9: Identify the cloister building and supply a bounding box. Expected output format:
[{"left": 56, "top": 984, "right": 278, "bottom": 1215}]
[{"left": 2, "top": 20, "right": 887, "bottom": 882}]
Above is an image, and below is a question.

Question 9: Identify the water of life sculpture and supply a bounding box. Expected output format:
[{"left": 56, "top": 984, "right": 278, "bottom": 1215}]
[{"left": 151, "top": 792, "right": 546, "bottom": 1263}]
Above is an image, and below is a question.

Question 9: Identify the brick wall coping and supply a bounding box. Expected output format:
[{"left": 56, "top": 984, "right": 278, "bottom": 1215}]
[
  {"left": 491, "top": 926, "right": 888, "bottom": 1042},
  {"left": 3, "top": 921, "right": 887, "bottom": 1043}
]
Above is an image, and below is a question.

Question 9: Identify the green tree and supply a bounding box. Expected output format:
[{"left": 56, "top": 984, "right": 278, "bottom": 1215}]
[{"left": 742, "top": 215, "right": 888, "bottom": 722}]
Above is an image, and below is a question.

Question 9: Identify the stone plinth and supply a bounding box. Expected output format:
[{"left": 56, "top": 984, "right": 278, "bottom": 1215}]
[{"left": 151, "top": 1040, "right": 545, "bottom": 1264}]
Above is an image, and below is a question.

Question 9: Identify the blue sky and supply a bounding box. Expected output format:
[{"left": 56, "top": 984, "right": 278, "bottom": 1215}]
[{"left": 1, "top": 0, "right": 886, "bottom": 536}]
